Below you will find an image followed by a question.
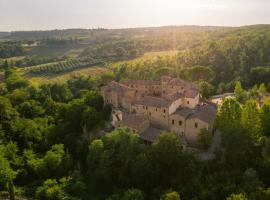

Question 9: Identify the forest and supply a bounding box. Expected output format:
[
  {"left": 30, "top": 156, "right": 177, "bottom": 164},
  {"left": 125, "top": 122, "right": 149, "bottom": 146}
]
[{"left": 0, "top": 25, "right": 270, "bottom": 200}]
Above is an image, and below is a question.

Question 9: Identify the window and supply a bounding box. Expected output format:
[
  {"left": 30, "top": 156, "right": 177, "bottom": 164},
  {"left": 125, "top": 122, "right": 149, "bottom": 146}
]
[
  {"left": 149, "top": 112, "right": 151, "bottom": 116},
  {"left": 163, "top": 109, "right": 166, "bottom": 113},
  {"left": 172, "top": 119, "right": 175, "bottom": 125},
  {"left": 195, "top": 123, "right": 198, "bottom": 128},
  {"left": 187, "top": 101, "right": 189, "bottom": 104},
  {"left": 156, "top": 108, "right": 158, "bottom": 111},
  {"left": 179, "top": 121, "right": 182, "bottom": 126},
  {"left": 143, "top": 106, "right": 145, "bottom": 109},
  {"left": 146, "top": 106, "right": 148, "bottom": 110}
]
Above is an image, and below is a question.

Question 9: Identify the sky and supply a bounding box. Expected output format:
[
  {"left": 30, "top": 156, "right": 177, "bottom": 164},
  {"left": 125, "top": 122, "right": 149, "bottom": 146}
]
[{"left": 1, "top": 0, "right": 270, "bottom": 31}]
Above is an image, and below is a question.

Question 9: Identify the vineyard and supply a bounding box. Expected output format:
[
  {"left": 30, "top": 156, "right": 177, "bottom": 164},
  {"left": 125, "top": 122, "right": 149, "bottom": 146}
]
[{"left": 23, "top": 57, "right": 104, "bottom": 75}]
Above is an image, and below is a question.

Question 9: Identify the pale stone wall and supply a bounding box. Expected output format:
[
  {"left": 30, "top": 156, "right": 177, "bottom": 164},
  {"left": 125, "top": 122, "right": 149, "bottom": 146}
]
[
  {"left": 125, "top": 83, "right": 162, "bottom": 96},
  {"left": 169, "top": 114, "right": 186, "bottom": 136},
  {"left": 120, "top": 91, "right": 136, "bottom": 110},
  {"left": 185, "top": 118, "right": 209, "bottom": 145},
  {"left": 133, "top": 104, "right": 169, "bottom": 128},
  {"left": 102, "top": 91, "right": 120, "bottom": 108},
  {"left": 102, "top": 89, "right": 136, "bottom": 111},
  {"left": 169, "top": 98, "right": 183, "bottom": 114},
  {"left": 183, "top": 94, "right": 199, "bottom": 108},
  {"left": 165, "top": 85, "right": 184, "bottom": 96}
]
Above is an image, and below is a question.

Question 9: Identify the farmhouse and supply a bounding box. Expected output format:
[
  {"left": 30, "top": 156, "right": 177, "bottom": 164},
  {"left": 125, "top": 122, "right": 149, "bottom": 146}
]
[{"left": 101, "top": 76, "right": 217, "bottom": 146}]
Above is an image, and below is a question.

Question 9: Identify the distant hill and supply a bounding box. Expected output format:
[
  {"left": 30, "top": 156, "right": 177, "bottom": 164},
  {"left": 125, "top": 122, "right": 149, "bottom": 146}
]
[
  {"left": 0, "top": 32, "right": 10, "bottom": 38},
  {"left": 5, "top": 26, "right": 229, "bottom": 40}
]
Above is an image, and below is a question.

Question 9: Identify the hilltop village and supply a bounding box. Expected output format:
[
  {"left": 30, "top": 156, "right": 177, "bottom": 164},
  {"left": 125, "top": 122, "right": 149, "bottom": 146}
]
[{"left": 102, "top": 76, "right": 217, "bottom": 146}]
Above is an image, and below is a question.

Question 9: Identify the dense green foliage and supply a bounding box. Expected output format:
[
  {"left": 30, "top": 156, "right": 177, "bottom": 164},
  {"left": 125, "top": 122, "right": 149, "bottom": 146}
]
[
  {"left": 1, "top": 25, "right": 270, "bottom": 199},
  {"left": 0, "top": 42, "right": 23, "bottom": 58},
  {"left": 1, "top": 68, "right": 270, "bottom": 200},
  {"left": 26, "top": 57, "right": 104, "bottom": 75}
]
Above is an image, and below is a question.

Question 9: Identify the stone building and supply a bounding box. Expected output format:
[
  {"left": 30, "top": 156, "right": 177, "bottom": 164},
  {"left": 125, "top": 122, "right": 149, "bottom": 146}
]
[{"left": 101, "top": 76, "right": 217, "bottom": 146}]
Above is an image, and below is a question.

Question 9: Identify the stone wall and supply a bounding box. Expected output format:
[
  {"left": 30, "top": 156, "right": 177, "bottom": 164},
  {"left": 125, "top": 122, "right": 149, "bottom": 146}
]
[
  {"left": 183, "top": 94, "right": 199, "bottom": 108},
  {"left": 185, "top": 118, "right": 209, "bottom": 145},
  {"left": 169, "top": 114, "right": 186, "bottom": 136}
]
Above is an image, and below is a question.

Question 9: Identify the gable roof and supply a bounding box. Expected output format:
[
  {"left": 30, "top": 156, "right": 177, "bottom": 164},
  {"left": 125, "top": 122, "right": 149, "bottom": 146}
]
[
  {"left": 172, "top": 107, "right": 195, "bottom": 118},
  {"left": 121, "top": 114, "right": 148, "bottom": 130},
  {"left": 123, "top": 80, "right": 160, "bottom": 86},
  {"left": 184, "top": 88, "right": 199, "bottom": 98},
  {"left": 189, "top": 104, "right": 217, "bottom": 124},
  {"left": 135, "top": 96, "right": 171, "bottom": 108},
  {"left": 103, "top": 81, "right": 134, "bottom": 93},
  {"left": 140, "top": 127, "right": 163, "bottom": 142}
]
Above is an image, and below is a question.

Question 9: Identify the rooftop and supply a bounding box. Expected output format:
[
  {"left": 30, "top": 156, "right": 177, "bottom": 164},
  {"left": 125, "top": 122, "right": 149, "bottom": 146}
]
[
  {"left": 123, "top": 79, "right": 160, "bottom": 86},
  {"left": 135, "top": 96, "right": 171, "bottom": 107},
  {"left": 189, "top": 104, "right": 217, "bottom": 124},
  {"left": 185, "top": 88, "right": 199, "bottom": 98},
  {"left": 172, "top": 107, "right": 195, "bottom": 118},
  {"left": 141, "top": 127, "right": 163, "bottom": 142},
  {"left": 121, "top": 114, "right": 148, "bottom": 129},
  {"left": 103, "top": 81, "right": 134, "bottom": 93}
]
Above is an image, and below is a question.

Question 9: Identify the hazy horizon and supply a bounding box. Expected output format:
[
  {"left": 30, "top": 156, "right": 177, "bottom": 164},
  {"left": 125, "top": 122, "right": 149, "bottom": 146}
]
[{"left": 1, "top": 0, "right": 270, "bottom": 32}]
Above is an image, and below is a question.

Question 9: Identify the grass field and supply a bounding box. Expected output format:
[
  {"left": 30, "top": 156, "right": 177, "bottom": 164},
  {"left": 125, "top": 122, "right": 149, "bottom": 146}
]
[
  {"left": 24, "top": 43, "right": 89, "bottom": 58},
  {"left": 24, "top": 66, "right": 110, "bottom": 86},
  {"left": 20, "top": 50, "right": 178, "bottom": 85},
  {"left": 113, "top": 50, "right": 179, "bottom": 65}
]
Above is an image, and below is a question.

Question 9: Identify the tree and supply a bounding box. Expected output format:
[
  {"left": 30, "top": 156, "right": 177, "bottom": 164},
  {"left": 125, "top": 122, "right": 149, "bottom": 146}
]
[
  {"left": 35, "top": 178, "right": 71, "bottom": 200},
  {"left": 259, "top": 83, "right": 267, "bottom": 95},
  {"left": 162, "top": 191, "right": 181, "bottom": 200},
  {"left": 197, "top": 128, "right": 212, "bottom": 150},
  {"left": 16, "top": 100, "right": 45, "bottom": 118},
  {"left": 8, "top": 89, "right": 29, "bottom": 106},
  {"left": 241, "top": 100, "right": 262, "bottom": 142},
  {"left": 3, "top": 60, "right": 9, "bottom": 69},
  {"left": 122, "top": 188, "right": 144, "bottom": 200},
  {"left": 185, "top": 66, "right": 215, "bottom": 82},
  {"left": 199, "top": 81, "right": 214, "bottom": 99},
  {"left": 221, "top": 129, "right": 254, "bottom": 170},
  {"left": 262, "top": 138, "right": 270, "bottom": 160},
  {"left": 216, "top": 98, "right": 242, "bottom": 134},
  {"left": 226, "top": 193, "right": 248, "bottom": 200},
  {"left": 267, "top": 82, "right": 270, "bottom": 93},
  {"left": 115, "top": 47, "right": 127, "bottom": 58},
  {"left": 234, "top": 81, "right": 246, "bottom": 102},
  {"left": 0, "top": 153, "right": 17, "bottom": 200},
  {"left": 260, "top": 104, "right": 270, "bottom": 137}
]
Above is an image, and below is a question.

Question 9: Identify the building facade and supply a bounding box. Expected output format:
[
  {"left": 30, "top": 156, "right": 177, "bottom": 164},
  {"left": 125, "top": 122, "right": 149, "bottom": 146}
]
[{"left": 101, "top": 76, "right": 217, "bottom": 146}]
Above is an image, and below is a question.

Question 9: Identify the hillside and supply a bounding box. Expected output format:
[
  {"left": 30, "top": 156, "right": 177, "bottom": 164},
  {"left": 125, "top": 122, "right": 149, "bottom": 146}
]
[
  {"left": 1, "top": 25, "right": 270, "bottom": 91},
  {"left": 1, "top": 25, "right": 270, "bottom": 200}
]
